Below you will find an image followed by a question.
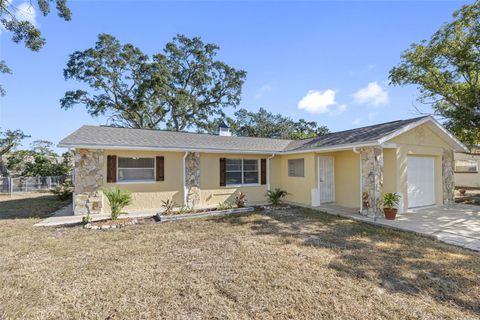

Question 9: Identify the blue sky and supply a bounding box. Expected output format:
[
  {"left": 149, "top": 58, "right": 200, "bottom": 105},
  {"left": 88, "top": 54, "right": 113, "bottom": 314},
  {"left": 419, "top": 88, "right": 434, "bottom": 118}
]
[{"left": 0, "top": 0, "right": 471, "bottom": 152}]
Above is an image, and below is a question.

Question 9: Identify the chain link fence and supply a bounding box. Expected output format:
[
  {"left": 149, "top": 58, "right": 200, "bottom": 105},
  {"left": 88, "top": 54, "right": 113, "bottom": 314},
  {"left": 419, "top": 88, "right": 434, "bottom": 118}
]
[{"left": 0, "top": 176, "right": 68, "bottom": 194}]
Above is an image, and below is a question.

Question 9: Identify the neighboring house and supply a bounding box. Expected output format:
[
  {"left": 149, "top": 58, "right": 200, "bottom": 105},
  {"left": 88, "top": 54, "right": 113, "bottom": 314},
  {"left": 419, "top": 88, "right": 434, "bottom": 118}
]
[
  {"left": 58, "top": 116, "right": 468, "bottom": 216},
  {"left": 454, "top": 151, "right": 480, "bottom": 188}
]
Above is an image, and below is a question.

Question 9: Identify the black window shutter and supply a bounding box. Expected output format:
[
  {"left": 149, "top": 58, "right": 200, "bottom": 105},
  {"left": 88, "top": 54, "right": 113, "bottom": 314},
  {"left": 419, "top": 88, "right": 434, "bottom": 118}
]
[
  {"left": 220, "top": 158, "right": 226, "bottom": 187},
  {"left": 107, "top": 155, "right": 117, "bottom": 183},
  {"left": 156, "top": 156, "right": 164, "bottom": 181},
  {"left": 261, "top": 159, "right": 267, "bottom": 185}
]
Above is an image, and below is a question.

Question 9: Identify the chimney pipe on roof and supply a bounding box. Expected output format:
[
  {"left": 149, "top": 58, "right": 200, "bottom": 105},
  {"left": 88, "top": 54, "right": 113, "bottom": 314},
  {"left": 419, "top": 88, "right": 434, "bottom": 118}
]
[{"left": 218, "top": 121, "right": 231, "bottom": 137}]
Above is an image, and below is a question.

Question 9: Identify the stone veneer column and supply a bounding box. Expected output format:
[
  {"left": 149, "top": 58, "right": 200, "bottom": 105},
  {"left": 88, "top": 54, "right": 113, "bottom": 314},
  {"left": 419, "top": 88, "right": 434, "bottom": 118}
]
[
  {"left": 185, "top": 152, "right": 201, "bottom": 208},
  {"left": 360, "top": 146, "right": 384, "bottom": 217},
  {"left": 73, "top": 149, "right": 104, "bottom": 215},
  {"left": 442, "top": 148, "right": 455, "bottom": 205}
]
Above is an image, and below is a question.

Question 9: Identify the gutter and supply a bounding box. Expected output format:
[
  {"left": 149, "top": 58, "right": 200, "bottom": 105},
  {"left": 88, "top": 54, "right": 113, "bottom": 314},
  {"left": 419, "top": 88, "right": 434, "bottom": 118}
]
[
  {"left": 352, "top": 147, "right": 362, "bottom": 213},
  {"left": 182, "top": 152, "right": 188, "bottom": 206},
  {"left": 266, "top": 154, "right": 275, "bottom": 191}
]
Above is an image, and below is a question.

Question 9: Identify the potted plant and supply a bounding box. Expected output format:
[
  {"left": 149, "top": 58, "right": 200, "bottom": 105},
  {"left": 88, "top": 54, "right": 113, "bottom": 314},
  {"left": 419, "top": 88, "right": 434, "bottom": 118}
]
[{"left": 382, "top": 192, "right": 400, "bottom": 220}]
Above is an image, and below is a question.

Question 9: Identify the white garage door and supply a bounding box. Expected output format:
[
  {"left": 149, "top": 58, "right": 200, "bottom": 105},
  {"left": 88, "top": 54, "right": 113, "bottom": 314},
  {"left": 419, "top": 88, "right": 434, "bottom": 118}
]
[{"left": 407, "top": 156, "right": 436, "bottom": 208}]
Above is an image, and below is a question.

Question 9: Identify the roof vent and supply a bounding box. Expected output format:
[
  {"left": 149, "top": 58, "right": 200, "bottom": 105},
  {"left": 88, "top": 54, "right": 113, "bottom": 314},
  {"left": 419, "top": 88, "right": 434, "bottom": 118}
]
[{"left": 218, "top": 121, "right": 231, "bottom": 137}]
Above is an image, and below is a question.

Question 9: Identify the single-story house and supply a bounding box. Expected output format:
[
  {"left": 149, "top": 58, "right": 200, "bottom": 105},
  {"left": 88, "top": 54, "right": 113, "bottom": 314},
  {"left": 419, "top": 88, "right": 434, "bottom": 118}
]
[
  {"left": 58, "top": 116, "right": 468, "bottom": 216},
  {"left": 454, "top": 151, "right": 480, "bottom": 188}
]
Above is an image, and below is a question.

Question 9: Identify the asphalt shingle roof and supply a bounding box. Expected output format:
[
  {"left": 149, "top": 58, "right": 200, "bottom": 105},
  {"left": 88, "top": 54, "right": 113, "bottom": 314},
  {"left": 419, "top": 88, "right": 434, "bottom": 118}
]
[
  {"left": 58, "top": 116, "right": 430, "bottom": 153},
  {"left": 284, "top": 116, "right": 428, "bottom": 152}
]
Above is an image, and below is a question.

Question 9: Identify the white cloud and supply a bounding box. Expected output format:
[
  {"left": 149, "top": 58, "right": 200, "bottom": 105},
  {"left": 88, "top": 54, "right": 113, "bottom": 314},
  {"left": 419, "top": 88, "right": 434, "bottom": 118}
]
[
  {"left": 15, "top": 2, "right": 37, "bottom": 26},
  {"left": 353, "top": 82, "right": 389, "bottom": 106},
  {"left": 297, "top": 89, "right": 337, "bottom": 114},
  {"left": 255, "top": 84, "right": 272, "bottom": 99}
]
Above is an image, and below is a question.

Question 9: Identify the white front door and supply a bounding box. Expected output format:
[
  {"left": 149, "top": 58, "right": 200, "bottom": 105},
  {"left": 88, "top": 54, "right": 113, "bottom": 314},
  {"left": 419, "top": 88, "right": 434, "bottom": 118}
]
[
  {"left": 318, "top": 156, "right": 335, "bottom": 204},
  {"left": 407, "top": 156, "right": 436, "bottom": 208}
]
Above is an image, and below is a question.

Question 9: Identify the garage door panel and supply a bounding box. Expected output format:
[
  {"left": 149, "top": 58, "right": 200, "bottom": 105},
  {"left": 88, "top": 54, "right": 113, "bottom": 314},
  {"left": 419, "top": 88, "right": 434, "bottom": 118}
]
[{"left": 407, "top": 157, "right": 435, "bottom": 208}]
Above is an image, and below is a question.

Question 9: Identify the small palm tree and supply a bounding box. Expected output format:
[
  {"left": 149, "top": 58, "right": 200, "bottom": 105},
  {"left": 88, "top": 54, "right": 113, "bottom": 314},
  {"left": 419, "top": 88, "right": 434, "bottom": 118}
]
[
  {"left": 103, "top": 187, "right": 132, "bottom": 220},
  {"left": 266, "top": 188, "right": 289, "bottom": 205}
]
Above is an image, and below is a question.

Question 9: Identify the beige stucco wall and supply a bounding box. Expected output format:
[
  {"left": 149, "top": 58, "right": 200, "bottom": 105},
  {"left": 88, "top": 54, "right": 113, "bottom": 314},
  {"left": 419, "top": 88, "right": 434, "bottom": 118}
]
[
  {"left": 387, "top": 123, "right": 451, "bottom": 209},
  {"left": 383, "top": 148, "right": 397, "bottom": 194},
  {"left": 278, "top": 152, "right": 317, "bottom": 205},
  {"left": 103, "top": 150, "right": 184, "bottom": 213},
  {"left": 199, "top": 153, "right": 269, "bottom": 206},
  {"left": 454, "top": 152, "right": 480, "bottom": 188}
]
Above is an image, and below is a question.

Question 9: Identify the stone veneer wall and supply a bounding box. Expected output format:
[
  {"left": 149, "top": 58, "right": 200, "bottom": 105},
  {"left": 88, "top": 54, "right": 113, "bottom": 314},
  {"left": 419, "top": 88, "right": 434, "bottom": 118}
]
[
  {"left": 442, "top": 148, "right": 455, "bottom": 205},
  {"left": 185, "top": 152, "right": 201, "bottom": 208},
  {"left": 360, "top": 147, "right": 383, "bottom": 217},
  {"left": 73, "top": 149, "right": 104, "bottom": 215}
]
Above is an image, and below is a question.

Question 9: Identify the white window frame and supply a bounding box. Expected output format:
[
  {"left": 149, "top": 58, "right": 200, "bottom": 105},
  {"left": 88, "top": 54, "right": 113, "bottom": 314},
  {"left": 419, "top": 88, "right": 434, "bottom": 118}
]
[
  {"left": 288, "top": 158, "right": 305, "bottom": 177},
  {"left": 116, "top": 156, "right": 156, "bottom": 184},
  {"left": 225, "top": 158, "right": 260, "bottom": 187},
  {"left": 455, "top": 159, "right": 478, "bottom": 173}
]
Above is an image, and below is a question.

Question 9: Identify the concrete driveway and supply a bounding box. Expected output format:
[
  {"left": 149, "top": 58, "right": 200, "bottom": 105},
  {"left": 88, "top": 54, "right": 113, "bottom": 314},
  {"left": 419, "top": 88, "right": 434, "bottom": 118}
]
[
  {"left": 317, "top": 203, "right": 480, "bottom": 251},
  {"left": 394, "top": 204, "right": 480, "bottom": 251}
]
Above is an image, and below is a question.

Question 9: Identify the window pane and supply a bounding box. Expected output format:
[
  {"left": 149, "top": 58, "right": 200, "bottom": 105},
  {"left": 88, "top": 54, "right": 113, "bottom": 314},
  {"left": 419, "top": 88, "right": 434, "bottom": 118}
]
[
  {"left": 118, "top": 168, "right": 154, "bottom": 182},
  {"left": 118, "top": 157, "right": 154, "bottom": 169},
  {"left": 288, "top": 159, "right": 304, "bottom": 177},
  {"left": 455, "top": 160, "right": 478, "bottom": 172},
  {"left": 226, "top": 172, "right": 242, "bottom": 185},
  {"left": 243, "top": 171, "right": 259, "bottom": 184},
  {"left": 243, "top": 159, "right": 258, "bottom": 171},
  {"left": 226, "top": 159, "right": 242, "bottom": 171}
]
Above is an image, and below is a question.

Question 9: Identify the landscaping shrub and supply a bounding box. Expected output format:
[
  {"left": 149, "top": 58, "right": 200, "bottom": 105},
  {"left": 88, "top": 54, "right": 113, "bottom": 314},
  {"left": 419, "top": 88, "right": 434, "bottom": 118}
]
[
  {"left": 218, "top": 201, "right": 233, "bottom": 210},
  {"left": 235, "top": 192, "right": 247, "bottom": 208},
  {"left": 161, "top": 199, "right": 177, "bottom": 215},
  {"left": 266, "top": 188, "right": 289, "bottom": 205},
  {"left": 103, "top": 187, "right": 132, "bottom": 220},
  {"left": 51, "top": 181, "right": 74, "bottom": 201}
]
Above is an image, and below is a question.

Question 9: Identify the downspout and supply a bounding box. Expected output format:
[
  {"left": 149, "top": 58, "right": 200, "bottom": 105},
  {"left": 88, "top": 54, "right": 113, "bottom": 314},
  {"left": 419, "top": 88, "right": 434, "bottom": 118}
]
[
  {"left": 353, "top": 147, "right": 362, "bottom": 213},
  {"left": 267, "top": 154, "right": 275, "bottom": 191},
  {"left": 182, "top": 152, "right": 188, "bottom": 206}
]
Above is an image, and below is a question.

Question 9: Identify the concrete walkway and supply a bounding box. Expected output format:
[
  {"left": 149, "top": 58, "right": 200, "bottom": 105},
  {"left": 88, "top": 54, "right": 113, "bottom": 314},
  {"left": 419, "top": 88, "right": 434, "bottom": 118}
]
[{"left": 316, "top": 204, "right": 480, "bottom": 252}]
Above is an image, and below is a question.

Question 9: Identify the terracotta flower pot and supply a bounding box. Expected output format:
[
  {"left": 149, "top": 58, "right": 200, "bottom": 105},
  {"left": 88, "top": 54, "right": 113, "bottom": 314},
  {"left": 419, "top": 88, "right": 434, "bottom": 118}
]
[{"left": 383, "top": 208, "right": 397, "bottom": 220}]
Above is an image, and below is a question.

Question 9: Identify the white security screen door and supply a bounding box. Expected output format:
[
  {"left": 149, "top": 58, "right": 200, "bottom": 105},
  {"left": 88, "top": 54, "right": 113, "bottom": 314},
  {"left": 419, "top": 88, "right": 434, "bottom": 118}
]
[
  {"left": 318, "top": 156, "right": 335, "bottom": 204},
  {"left": 407, "top": 156, "right": 436, "bottom": 208}
]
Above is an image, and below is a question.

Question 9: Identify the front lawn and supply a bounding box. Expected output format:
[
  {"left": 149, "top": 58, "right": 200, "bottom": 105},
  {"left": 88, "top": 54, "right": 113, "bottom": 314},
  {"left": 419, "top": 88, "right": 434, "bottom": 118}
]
[
  {"left": 0, "top": 193, "right": 70, "bottom": 219},
  {"left": 0, "top": 208, "right": 478, "bottom": 319}
]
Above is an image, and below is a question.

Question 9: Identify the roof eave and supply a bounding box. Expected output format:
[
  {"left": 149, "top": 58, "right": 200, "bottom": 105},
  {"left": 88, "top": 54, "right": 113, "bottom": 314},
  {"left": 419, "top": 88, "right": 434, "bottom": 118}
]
[{"left": 57, "top": 143, "right": 283, "bottom": 155}]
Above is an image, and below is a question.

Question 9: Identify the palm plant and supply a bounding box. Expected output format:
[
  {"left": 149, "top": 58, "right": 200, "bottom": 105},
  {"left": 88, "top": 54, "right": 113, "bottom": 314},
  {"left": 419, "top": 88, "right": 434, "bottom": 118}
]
[
  {"left": 103, "top": 187, "right": 132, "bottom": 220},
  {"left": 382, "top": 192, "right": 400, "bottom": 209},
  {"left": 161, "top": 199, "right": 177, "bottom": 215},
  {"left": 266, "top": 188, "right": 289, "bottom": 205}
]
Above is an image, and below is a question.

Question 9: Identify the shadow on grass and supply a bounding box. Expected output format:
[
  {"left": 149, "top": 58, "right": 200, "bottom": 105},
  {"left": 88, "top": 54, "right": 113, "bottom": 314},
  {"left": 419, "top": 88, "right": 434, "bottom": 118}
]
[
  {"left": 0, "top": 194, "right": 70, "bottom": 220},
  {"left": 212, "top": 207, "right": 480, "bottom": 315}
]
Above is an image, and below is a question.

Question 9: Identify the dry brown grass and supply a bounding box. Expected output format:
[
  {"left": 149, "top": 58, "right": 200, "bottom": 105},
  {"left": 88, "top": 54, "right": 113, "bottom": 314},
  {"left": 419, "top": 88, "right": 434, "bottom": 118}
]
[
  {"left": 0, "top": 208, "right": 479, "bottom": 319},
  {"left": 0, "top": 192, "right": 70, "bottom": 219}
]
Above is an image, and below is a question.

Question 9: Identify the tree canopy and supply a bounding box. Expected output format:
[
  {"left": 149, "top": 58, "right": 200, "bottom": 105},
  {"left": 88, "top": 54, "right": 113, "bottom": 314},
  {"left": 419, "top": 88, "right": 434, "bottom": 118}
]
[
  {"left": 389, "top": 1, "right": 480, "bottom": 147},
  {"left": 0, "top": 0, "right": 71, "bottom": 96},
  {"left": 5, "top": 140, "right": 72, "bottom": 177},
  {"left": 0, "top": 129, "right": 29, "bottom": 156},
  {"left": 62, "top": 34, "right": 247, "bottom": 131},
  {"left": 206, "top": 108, "right": 329, "bottom": 140}
]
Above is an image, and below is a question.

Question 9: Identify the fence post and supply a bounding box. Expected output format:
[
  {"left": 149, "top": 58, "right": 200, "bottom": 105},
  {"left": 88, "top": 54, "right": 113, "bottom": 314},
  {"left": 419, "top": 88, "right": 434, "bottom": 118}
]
[
  {"left": 24, "top": 179, "right": 27, "bottom": 193},
  {"left": 9, "top": 177, "right": 12, "bottom": 194}
]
